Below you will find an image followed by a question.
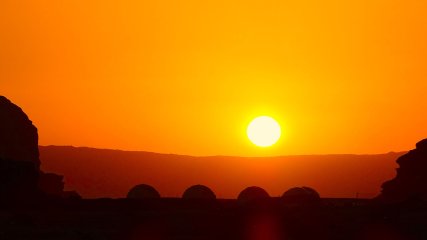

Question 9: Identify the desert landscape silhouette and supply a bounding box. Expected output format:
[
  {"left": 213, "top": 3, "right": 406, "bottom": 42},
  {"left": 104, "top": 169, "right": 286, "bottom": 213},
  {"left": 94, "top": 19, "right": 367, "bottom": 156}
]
[
  {"left": 2, "top": 0, "right": 427, "bottom": 239},
  {"left": 1, "top": 95, "right": 427, "bottom": 239}
]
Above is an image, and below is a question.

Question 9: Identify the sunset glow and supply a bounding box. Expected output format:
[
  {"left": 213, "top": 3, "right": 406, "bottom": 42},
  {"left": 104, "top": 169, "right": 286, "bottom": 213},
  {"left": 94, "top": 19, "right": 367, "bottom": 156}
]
[
  {"left": 1, "top": 0, "right": 427, "bottom": 156},
  {"left": 1, "top": 1, "right": 426, "bottom": 238}
]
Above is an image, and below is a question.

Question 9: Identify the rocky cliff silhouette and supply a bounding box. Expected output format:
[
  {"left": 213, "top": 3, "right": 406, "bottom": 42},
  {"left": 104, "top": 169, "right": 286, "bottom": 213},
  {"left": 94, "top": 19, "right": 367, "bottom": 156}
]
[
  {"left": 379, "top": 139, "right": 427, "bottom": 202},
  {"left": 0, "top": 96, "right": 41, "bottom": 201},
  {"left": 0, "top": 96, "right": 77, "bottom": 201},
  {"left": 0, "top": 96, "right": 39, "bottom": 166}
]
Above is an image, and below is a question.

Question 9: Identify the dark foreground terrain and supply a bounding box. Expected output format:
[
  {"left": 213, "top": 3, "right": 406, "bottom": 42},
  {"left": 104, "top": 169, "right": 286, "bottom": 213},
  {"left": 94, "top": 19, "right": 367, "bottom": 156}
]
[{"left": 1, "top": 198, "right": 427, "bottom": 240}]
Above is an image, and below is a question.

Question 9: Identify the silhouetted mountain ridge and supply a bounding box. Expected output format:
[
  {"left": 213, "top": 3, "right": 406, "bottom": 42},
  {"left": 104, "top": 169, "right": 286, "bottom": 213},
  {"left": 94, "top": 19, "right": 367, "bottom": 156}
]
[{"left": 39, "top": 145, "right": 406, "bottom": 199}]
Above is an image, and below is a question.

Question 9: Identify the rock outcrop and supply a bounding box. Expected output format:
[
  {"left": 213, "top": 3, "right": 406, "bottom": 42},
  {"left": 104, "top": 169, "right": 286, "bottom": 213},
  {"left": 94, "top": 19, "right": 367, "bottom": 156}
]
[
  {"left": 0, "top": 96, "right": 76, "bottom": 201},
  {"left": 0, "top": 158, "right": 40, "bottom": 201},
  {"left": 0, "top": 96, "right": 40, "bottom": 167},
  {"left": 0, "top": 96, "right": 41, "bottom": 201},
  {"left": 379, "top": 139, "right": 427, "bottom": 202},
  {"left": 38, "top": 172, "right": 65, "bottom": 197}
]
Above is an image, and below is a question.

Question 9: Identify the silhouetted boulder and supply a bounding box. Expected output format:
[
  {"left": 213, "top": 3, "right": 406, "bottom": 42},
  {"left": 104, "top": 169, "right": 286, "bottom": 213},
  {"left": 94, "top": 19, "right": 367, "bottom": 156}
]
[
  {"left": 127, "top": 184, "right": 161, "bottom": 199},
  {"left": 281, "top": 187, "right": 321, "bottom": 205},
  {"left": 0, "top": 96, "right": 39, "bottom": 167},
  {"left": 237, "top": 186, "right": 270, "bottom": 202},
  {"left": 38, "top": 172, "right": 65, "bottom": 197},
  {"left": 182, "top": 185, "right": 216, "bottom": 200},
  {"left": 379, "top": 139, "right": 427, "bottom": 202}
]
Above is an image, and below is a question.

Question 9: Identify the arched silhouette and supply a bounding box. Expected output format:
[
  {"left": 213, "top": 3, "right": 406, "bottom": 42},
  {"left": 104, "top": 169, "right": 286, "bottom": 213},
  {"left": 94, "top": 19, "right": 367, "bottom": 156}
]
[
  {"left": 127, "top": 184, "right": 161, "bottom": 199},
  {"left": 182, "top": 185, "right": 216, "bottom": 200},
  {"left": 301, "top": 186, "right": 320, "bottom": 198},
  {"left": 281, "top": 186, "right": 321, "bottom": 205},
  {"left": 237, "top": 186, "right": 270, "bottom": 202}
]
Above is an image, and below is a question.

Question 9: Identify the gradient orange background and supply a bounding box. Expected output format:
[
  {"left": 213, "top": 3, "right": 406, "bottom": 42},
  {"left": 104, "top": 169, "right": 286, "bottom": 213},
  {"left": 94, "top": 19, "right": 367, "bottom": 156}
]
[{"left": 1, "top": 0, "right": 427, "bottom": 156}]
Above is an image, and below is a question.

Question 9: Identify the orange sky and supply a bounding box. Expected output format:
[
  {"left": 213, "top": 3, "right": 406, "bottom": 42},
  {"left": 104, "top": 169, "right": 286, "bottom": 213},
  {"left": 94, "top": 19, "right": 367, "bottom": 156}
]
[{"left": 1, "top": 0, "right": 427, "bottom": 156}]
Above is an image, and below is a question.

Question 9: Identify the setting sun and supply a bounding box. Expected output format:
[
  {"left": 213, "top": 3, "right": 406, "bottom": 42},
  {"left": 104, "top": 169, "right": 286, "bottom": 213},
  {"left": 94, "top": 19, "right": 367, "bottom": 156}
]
[{"left": 247, "top": 116, "right": 281, "bottom": 147}]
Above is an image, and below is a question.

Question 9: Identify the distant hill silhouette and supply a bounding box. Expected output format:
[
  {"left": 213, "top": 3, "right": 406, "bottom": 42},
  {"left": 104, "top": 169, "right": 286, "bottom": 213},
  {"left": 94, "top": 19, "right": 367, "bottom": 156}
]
[
  {"left": 39, "top": 146, "right": 405, "bottom": 199},
  {"left": 379, "top": 139, "right": 427, "bottom": 202}
]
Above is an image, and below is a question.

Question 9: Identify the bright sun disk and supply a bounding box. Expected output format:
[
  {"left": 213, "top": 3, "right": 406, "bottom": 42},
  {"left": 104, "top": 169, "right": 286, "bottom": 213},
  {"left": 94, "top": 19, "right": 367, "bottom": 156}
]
[{"left": 247, "top": 116, "right": 281, "bottom": 147}]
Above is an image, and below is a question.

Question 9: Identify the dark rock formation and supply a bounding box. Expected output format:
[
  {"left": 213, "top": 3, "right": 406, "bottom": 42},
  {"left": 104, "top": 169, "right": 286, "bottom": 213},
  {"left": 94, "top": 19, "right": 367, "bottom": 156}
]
[
  {"left": 38, "top": 172, "right": 65, "bottom": 197},
  {"left": 237, "top": 186, "right": 270, "bottom": 202},
  {"left": 62, "top": 191, "right": 82, "bottom": 199},
  {"left": 0, "top": 96, "right": 78, "bottom": 201},
  {"left": 0, "top": 158, "right": 40, "bottom": 201},
  {"left": 379, "top": 139, "right": 427, "bottom": 202},
  {"left": 0, "top": 96, "right": 39, "bottom": 167},
  {"left": 127, "top": 184, "right": 161, "bottom": 199},
  {"left": 182, "top": 185, "right": 216, "bottom": 200},
  {"left": 281, "top": 187, "right": 321, "bottom": 205},
  {"left": 0, "top": 96, "right": 41, "bottom": 201}
]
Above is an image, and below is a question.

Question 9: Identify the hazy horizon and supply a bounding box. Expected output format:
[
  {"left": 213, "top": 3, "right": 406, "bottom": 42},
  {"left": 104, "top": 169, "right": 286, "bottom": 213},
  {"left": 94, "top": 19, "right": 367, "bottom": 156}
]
[{"left": 39, "top": 144, "right": 409, "bottom": 158}]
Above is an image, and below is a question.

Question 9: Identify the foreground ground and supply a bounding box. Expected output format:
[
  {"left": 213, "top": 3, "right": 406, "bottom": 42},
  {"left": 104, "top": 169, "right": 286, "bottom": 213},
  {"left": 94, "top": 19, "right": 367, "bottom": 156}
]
[{"left": 1, "top": 198, "right": 426, "bottom": 240}]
